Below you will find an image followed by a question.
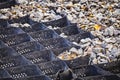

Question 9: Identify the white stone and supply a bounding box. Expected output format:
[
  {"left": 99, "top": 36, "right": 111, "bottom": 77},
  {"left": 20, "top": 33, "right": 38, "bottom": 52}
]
[
  {"left": 114, "top": 9, "right": 120, "bottom": 15},
  {"left": 16, "top": 0, "right": 28, "bottom": 4},
  {"left": 60, "top": 33, "right": 68, "bottom": 38},
  {"left": 67, "top": 14, "right": 73, "bottom": 21},
  {"left": 69, "top": 47, "right": 78, "bottom": 53}
]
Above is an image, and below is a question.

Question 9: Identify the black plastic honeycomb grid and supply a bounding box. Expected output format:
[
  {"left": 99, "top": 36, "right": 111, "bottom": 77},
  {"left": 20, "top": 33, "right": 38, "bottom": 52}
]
[
  {"left": 0, "top": 14, "right": 119, "bottom": 80},
  {"left": 23, "top": 50, "right": 58, "bottom": 64},
  {"left": 20, "top": 23, "right": 47, "bottom": 33},
  {"left": 6, "top": 65, "right": 42, "bottom": 79},
  {"left": 37, "top": 60, "right": 69, "bottom": 79},
  {"left": 0, "top": 0, "right": 16, "bottom": 9},
  {"left": 0, "top": 69, "right": 10, "bottom": 78},
  {"left": 0, "top": 47, "right": 18, "bottom": 59},
  {"left": 0, "top": 55, "right": 32, "bottom": 69},
  {"left": 0, "top": 27, "right": 24, "bottom": 39},
  {"left": 12, "top": 41, "right": 45, "bottom": 55},
  {"left": 29, "top": 29, "right": 60, "bottom": 41}
]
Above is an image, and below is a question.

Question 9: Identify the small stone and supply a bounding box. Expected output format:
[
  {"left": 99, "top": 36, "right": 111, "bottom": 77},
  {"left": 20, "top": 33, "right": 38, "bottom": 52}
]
[
  {"left": 110, "top": 18, "right": 116, "bottom": 22},
  {"left": 0, "top": 15, "right": 8, "bottom": 19},
  {"left": 114, "top": 0, "right": 119, "bottom": 2},
  {"left": 67, "top": 14, "right": 73, "bottom": 21},
  {"left": 114, "top": 29, "right": 120, "bottom": 36},
  {"left": 92, "top": 58, "right": 98, "bottom": 64},
  {"left": 84, "top": 46, "right": 93, "bottom": 55},
  {"left": 78, "top": 48, "right": 83, "bottom": 55},
  {"left": 92, "top": 46, "right": 103, "bottom": 53},
  {"left": 95, "top": 13, "right": 103, "bottom": 21},
  {"left": 56, "top": 7, "right": 62, "bottom": 13},
  {"left": 10, "top": 23, "right": 20, "bottom": 27},
  {"left": 78, "top": 12, "right": 84, "bottom": 18},
  {"left": 80, "top": 38, "right": 91, "bottom": 43},
  {"left": 97, "top": 53, "right": 110, "bottom": 62},
  {"left": 98, "top": 58, "right": 108, "bottom": 64},
  {"left": 47, "top": 26, "right": 53, "bottom": 29},
  {"left": 30, "top": 11, "right": 43, "bottom": 21},
  {"left": 106, "top": 44, "right": 113, "bottom": 51},
  {"left": 103, "top": 26, "right": 115, "bottom": 36},
  {"left": 74, "top": 7, "right": 80, "bottom": 12},
  {"left": 16, "top": 0, "right": 29, "bottom": 4},
  {"left": 90, "top": 52, "right": 96, "bottom": 58},
  {"left": 93, "top": 24, "right": 101, "bottom": 31},
  {"left": 57, "top": 0, "right": 64, "bottom": 3},
  {"left": 80, "top": 0, "right": 87, "bottom": 3},
  {"left": 18, "top": 12, "right": 24, "bottom": 17},
  {"left": 116, "top": 37, "right": 120, "bottom": 44},
  {"left": 101, "top": 43, "right": 107, "bottom": 48},
  {"left": 54, "top": 15, "right": 62, "bottom": 20},
  {"left": 66, "top": 2, "right": 73, "bottom": 8},
  {"left": 69, "top": 47, "right": 78, "bottom": 54},
  {"left": 72, "top": 42, "right": 80, "bottom": 46},
  {"left": 23, "top": 23, "right": 31, "bottom": 27},
  {"left": 104, "top": 38, "right": 116, "bottom": 43},
  {"left": 93, "top": 40, "right": 102, "bottom": 45},
  {"left": 81, "top": 42, "right": 91, "bottom": 48},
  {"left": 114, "top": 9, "right": 120, "bottom": 15},
  {"left": 60, "top": 33, "right": 68, "bottom": 38},
  {"left": 111, "top": 47, "right": 119, "bottom": 57}
]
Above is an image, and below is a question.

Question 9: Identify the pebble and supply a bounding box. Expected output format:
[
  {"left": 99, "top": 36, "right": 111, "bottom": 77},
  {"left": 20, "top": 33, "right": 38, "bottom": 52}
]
[
  {"left": 114, "top": 29, "right": 120, "bottom": 36},
  {"left": 92, "top": 47, "right": 103, "bottom": 54},
  {"left": 105, "top": 38, "right": 116, "bottom": 43},
  {"left": 95, "top": 13, "right": 103, "bottom": 21},
  {"left": 80, "top": 0, "right": 87, "bottom": 3},
  {"left": 60, "top": 33, "right": 68, "bottom": 38},
  {"left": 16, "top": 0, "right": 29, "bottom": 4},
  {"left": 70, "top": 47, "right": 83, "bottom": 55},
  {"left": 23, "top": 23, "right": 31, "bottom": 27},
  {"left": 114, "top": 9, "right": 120, "bottom": 15},
  {"left": 103, "top": 26, "right": 115, "bottom": 36},
  {"left": 98, "top": 58, "right": 108, "bottom": 64},
  {"left": 58, "top": 47, "right": 84, "bottom": 60},
  {"left": 92, "top": 58, "right": 98, "bottom": 64},
  {"left": 80, "top": 38, "right": 92, "bottom": 43},
  {"left": 84, "top": 46, "right": 93, "bottom": 55},
  {"left": 111, "top": 47, "right": 119, "bottom": 57},
  {"left": 30, "top": 11, "right": 43, "bottom": 22},
  {"left": 67, "top": 14, "right": 73, "bottom": 21},
  {"left": 0, "top": 15, "right": 8, "bottom": 19},
  {"left": 10, "top": 23, "right": 21, "bottom": 27}
]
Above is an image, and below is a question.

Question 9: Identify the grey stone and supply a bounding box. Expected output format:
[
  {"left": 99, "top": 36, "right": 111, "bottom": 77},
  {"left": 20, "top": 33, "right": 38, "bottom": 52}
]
[
  {"left": 114, "top": 9, "right": 120, "bottom": 15},
  {"left": 103, "top": 26, "right": 115, "bottom": 36}
]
